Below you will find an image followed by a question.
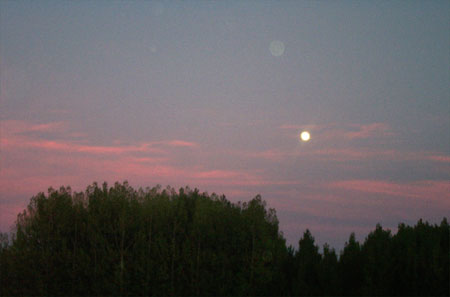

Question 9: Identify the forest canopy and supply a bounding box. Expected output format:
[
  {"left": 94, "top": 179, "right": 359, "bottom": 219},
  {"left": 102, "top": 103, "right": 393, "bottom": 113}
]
[{"left": 0, "top": 181, "right": 448, "bottom": 296}]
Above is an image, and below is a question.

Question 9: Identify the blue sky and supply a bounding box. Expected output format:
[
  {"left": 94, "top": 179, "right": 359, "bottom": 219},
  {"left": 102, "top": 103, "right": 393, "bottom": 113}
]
[{"left": 1, "top": 0, "right": 449, "bottom": 249}]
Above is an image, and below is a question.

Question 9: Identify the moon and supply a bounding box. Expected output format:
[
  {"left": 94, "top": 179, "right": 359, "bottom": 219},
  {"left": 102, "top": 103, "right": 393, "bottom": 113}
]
[{"left": 300, "top": 131, "right": 310, "bottom": 142}]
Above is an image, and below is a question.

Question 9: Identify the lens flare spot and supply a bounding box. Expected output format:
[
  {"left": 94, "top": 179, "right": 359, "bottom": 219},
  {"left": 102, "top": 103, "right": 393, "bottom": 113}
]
[{"left": 269, "top": 40, "right": 285, "bottom": 57}]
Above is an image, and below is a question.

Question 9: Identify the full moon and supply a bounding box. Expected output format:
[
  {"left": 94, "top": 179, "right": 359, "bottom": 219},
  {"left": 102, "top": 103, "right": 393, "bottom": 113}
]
[{"left": 300, "top": 131, "right": 310, "bottom": 141}]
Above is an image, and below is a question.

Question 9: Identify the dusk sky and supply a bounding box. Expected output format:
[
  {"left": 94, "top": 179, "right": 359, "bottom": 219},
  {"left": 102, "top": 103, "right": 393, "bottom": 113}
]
[{"left": 1, "top": 0, "right": 449, "bottom": 249}]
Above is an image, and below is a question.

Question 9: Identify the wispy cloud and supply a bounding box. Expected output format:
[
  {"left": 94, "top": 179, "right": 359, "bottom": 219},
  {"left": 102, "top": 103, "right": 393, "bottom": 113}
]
[
  {"left": 343, "top": 123, "right": 393, "bottom": 140},
  {"left": 1, "top": 120, "right": 199, "bottom": 155},
  {"left": 279, "top": 122, "right": 394, "bottom": 141},
  {"left": 237, "top": 120, "right": 449, "bottom": 163},
  {"left": 243, "top": 148, "right": 397, "bottom": 162},
  {"left": 28, "top": 122, "right": 66, "bottom": 132},
  {"left": 2, "top": 137, "right": 166, "bottom": 155},
  {"left": 160, "top": 140, "right": 198, "bottom": 148},
  {"left": 329, "top": 179, "right": 450, "bottom": 202},
  {"left": 2, "top": 120, "right": 65, "bottom": 135},
  {"left": 243, "top": 149, "right": 287, "bottom": 161},
  {"left": 426, "top": 154, "right": 450, "bottom": 163},
  {"left": 0, "top": 120, "right": 267, "bottom": 198}
]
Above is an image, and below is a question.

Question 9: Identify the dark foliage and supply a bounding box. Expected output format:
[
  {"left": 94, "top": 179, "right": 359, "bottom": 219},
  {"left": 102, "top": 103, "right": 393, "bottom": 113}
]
[{"left": 0, "top": 181, "right": 448, "bottom": 296}]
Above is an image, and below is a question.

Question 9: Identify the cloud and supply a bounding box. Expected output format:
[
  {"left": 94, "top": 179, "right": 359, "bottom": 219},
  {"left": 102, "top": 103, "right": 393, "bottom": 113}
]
[
  {"left": 279, "top": 122, "right": 394, "bottom": 141},
  {"left": 329, "top": 179, "right": 450, "bottom": 202},
  {"left": 310, "top": 148, "right": 394, "bottom": 161},
  {"left": 243, "top": 149, "right": 287, "bottom": 161},
  {"left": 280, "top": 122, "right": 408, "bottom": 156},
  {"left": 426, "top": 154, "right": 450, "bottom": 163},
  {"left": 1, "top": 120, "right": 62, "bottom": 135},
  {"left": 192, "top": 170, "right": 245, "bottom": 179},
  {"left": 343, "top": 123, "right": 393, "bottom": 140},
  {"left": 242, "top": 147, "right": 398, "bottom": 162},
  {"left": 128, "top": 156, "right": 168, "bottom": 163},
  {"left": 2, "top": 136, "right": 165, "bottom": 155},
  {"left": 160, "top": 140, "right": 198, "bottom": 148},
  {"left": 0, "top": 119, "right": 207, "bottom": 217},
  {"left": 28, "top": 122, "right": 66, "bottom": 132},
  {"left": 1, "top": 120, "right": 199, "bottom": 156},
  {"left": 1, "top": 119, "right": 448, "bottom": 247}
]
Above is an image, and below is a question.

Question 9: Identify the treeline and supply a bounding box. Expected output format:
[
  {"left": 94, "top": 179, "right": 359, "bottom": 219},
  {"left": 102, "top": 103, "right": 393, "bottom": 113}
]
[{"left": 0, "top": 182, "right": 448, "bottom": 296}]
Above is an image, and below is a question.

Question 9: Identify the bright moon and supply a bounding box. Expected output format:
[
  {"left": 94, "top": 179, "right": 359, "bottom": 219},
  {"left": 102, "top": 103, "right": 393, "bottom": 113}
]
[{"left": 300, "top": 131, "right": 310, "bottom": 141}]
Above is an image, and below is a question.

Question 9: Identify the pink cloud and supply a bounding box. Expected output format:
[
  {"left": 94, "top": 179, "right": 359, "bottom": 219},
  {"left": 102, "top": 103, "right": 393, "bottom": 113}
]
[
  {"left": 1, "top": 120, "right": 65, "bottom": 135},
  {"left": 241, "top": 145, "right": 450, "bottom": 165},
  {"left": 344, "top": 123, "right": 393, "bottom": 140},
  {"left": 82, "top": 157, "right": 296, "bottom": 188},
  {"left": 163, "top": 140, "right": 198, "bottom": 148},
  {"left": 243, "top": 147, "right": 398, "bottom": 162},
  {"left": 329, "top": 179, "right": 450, "bottom": 202},
  {"left": 1, "top": 120, "right": 199, "bottom": 156},
  {"left": 75, "top": 143, "right": 160, "bottom": 154},
  {"left": 111, "top": 162, "right": 261, "bottom": 187},
  {"left": 1, "top": 121, "right": 262, "bottom": 198},
  {"left": 279, "top": 122, "right": 394, "bottom": 141},
  {"left": 0, "top": 167, "right": 84, "bottom": 200},
  {"left": 24, "top": 153, "right": 259, "bottom": 187},
  {"left": 193, "top": 170, "right": 244, "bottom": 179},
  {"left": 309, "top": 148, "right": 397, "bottom": 161},
  {"left": 2, "top": 136, "right": 164, "bottom": 155},
  {"left": 426, "top": 154, "right": 450, "bottom": 163},
  {"left": 29, "top": 122, "right": 66, "bottom": 132},
  {"left": 129, "top": 156, "right": 168, "bottom": 163}
]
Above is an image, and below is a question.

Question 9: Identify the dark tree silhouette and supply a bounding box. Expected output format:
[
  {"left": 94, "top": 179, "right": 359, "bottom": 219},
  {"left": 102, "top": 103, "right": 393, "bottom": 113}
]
[
  {"left": 292, "top": 229, "right": 322, "bottom": 296},
  {"left": 0, "top": 181, "right": 448, "bottom": 296}
]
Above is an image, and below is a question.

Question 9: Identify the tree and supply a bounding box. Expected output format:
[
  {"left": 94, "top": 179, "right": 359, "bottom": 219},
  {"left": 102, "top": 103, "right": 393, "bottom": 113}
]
[
  {"left": 320, "top": 243, "right": 339, "bottom": 296},
  {"left": 293, "top": 229, "right": 322, "bottom": 296},
  {"left": 339, "top": 233, "right": 363, "bottom": 296},
  {"left": 1, "top": 181, "right": 448, "bottom": 296},
  {"left": 0, "top": 232, "right": 11, "bottom": 296},
  {"left": 361, "top": 224, "right": 393, "bottom": 295}
]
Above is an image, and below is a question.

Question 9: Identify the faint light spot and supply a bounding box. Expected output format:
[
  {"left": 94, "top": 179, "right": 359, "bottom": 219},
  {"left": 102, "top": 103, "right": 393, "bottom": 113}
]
[
  {"left": 300, "top": 131, "right": 310, "bottom": 142},
  {"left": 150, "top": 46, "right": 157, "bottom": 53},
  {"left": 269, "top": 40, "right": 285, "bottom": 57}
]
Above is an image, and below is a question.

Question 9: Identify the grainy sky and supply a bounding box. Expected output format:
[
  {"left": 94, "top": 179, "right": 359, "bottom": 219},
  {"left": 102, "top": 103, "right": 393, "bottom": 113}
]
[{"left": 1, "top": 0, "right": 449, "bottom": 249}]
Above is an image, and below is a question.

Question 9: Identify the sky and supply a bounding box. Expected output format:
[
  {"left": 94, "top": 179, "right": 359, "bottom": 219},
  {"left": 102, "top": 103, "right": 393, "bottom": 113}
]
[{"left": 1, "top": 0, "right": 449, "bottom": 249}]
